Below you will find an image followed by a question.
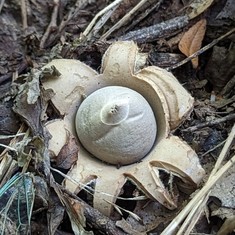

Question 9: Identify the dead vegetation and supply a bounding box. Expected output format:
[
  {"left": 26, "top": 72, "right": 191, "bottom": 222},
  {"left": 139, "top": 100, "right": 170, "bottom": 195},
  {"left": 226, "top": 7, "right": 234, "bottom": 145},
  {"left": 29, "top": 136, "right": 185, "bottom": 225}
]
[{"left": 0, "top": 0, "right": 235, "bottom": 234}]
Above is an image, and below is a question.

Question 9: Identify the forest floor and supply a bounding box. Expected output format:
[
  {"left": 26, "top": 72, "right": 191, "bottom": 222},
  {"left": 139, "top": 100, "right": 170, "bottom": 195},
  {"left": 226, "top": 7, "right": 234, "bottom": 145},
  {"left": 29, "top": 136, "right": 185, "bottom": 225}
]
[{"left": 0, "top": 0, "right": 235, "bottom": 234}]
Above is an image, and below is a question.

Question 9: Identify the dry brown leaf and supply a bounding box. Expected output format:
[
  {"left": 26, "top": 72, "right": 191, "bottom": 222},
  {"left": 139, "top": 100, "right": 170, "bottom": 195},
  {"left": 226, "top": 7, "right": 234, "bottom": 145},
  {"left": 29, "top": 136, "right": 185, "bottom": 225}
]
[
  {"left": 56, "top": 131, "right": 79, "bottom": 169},
  {"left": 179, "top": 19, "right": 207, "bottom": 68}
]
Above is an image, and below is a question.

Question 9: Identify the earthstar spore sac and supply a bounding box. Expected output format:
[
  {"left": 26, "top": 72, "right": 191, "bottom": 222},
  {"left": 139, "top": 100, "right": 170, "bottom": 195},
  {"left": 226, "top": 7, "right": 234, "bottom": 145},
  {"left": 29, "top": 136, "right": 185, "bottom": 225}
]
[{"left": 75, "top": 86, "right": 157, "bottom": 165}]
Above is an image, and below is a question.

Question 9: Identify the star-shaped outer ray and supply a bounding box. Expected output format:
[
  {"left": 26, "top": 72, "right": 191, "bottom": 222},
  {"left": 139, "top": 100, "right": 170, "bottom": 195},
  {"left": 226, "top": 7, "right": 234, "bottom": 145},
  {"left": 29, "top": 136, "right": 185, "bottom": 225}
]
[
  {"left": 46, "top": 114, "right": 205, "bottom": 217},
  {"left": 43, "top": 41, "right": 205, "bottom": 217}
]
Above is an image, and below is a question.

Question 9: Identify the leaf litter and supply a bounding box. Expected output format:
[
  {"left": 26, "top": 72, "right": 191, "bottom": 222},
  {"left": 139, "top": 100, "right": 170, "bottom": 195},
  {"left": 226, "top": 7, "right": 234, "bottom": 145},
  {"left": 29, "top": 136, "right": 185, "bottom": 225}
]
[
  {"left": 0, "top": 0, "right": 235, "bottom": 234},
  {"left": 179, "top": 19, "right": 207, "bottom": 68}
]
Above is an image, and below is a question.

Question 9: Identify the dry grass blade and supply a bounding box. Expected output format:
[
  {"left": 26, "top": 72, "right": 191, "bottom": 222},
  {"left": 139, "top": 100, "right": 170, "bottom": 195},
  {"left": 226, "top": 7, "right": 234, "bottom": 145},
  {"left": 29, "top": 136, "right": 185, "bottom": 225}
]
[
  {"left": 82, "top": 0, "right": 124, "bottom": 38},
  {"left": 161, "top": 124, "right": 235, "bottom": 234},
  {"left": 106, "top": 199, "right": 142, "bottom": 221},
  {"left": 0, "top": 155, "right": 18, "bottom": 188},
  {"left": 0, "top": 133, "right": 26, "bottom": 152},
  {"left": 88, "top": 7, "right": 118, "bottom": 39},
  {"left": 176, "top": 193, "right": 209, "bottom": 235},
  {"left": 40, "top": 0, "right": 60, "bottom": 49},
  {"left": 51, "top": 167, "right": 147, "bottom": 201},
  {"left": 0, "top": 174, "right": 35, "bottom": 234},
  {"left": 208, "top": 124, "right": 235, "bottom": 180},
  {"left": 0, "top": 125, "right": 26, "bottom": 159},
  {"left": 0, "top": 125, "right": 27, "bottom": 186}
]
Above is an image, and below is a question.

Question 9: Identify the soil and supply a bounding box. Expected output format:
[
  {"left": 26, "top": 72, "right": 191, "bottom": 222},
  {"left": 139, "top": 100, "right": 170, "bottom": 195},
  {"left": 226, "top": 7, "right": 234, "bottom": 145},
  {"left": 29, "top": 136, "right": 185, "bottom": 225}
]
[{"left": 0, "top": 0, "right": 235, "bottom": 234}]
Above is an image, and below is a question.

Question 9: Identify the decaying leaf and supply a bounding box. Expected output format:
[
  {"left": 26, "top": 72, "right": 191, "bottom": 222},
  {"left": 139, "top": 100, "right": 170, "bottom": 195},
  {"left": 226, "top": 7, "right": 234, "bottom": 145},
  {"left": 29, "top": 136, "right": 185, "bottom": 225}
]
[
  {"left": 205, "top": 44, "right": 235, "bottom": 91},
  {"left": 13, "top": 77, "right": 43, "bottom": 136},
  {"left": 216, "top": 0, "right": 235, "bottom": 21},
  {"left": 47, "top": 190, "right": 65, "bottom": 234},
  {"left": 179, "top": 19, "right": 207, "bottom": 68},
  {"left": 125, "top": 200, "right": 176, "bottom": 232},
  {"left": 116, "top": 218, "right": 144, "bottom": 235},
  {"left": 53, "top": 184, "right": 93, "bottom": 235},
  {"left": 217, "top": 216, "right": 235, "bottom": 235},
  {"left": 56, "top": 130, "right": 79, "bottom": 169},
  {"left": 26, "top": 72, "right": 41, "bottom": 104},
  {"left": 12, "top": 66, "right": 60, "bottom": 136}
]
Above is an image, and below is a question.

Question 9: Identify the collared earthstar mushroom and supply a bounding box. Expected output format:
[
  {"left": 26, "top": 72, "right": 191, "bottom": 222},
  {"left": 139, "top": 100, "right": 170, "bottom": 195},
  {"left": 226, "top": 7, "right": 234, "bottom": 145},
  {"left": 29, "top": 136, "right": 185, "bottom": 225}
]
[{"left": 43, "top": 41, "right": 205, "bottom": 217}]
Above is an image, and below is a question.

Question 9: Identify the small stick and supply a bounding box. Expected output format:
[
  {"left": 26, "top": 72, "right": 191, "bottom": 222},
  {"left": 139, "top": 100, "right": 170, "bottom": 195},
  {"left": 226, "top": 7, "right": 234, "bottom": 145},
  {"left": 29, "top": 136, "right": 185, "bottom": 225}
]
[
  {"left": 54, "top": 182, "right": 127, "bottom": 235},
  {"left": 57, "top": 0, "right": 94, "bottom": 34},
  {"left": 200, "top": 140, "right": 226, "bottom": 157},
  {"left": 87, "top": 6, "right": 119, "bottom": 39},
  {"left": 183, "top": 113, "right": 235, "bottom": 132},
  {"left": 100, "top": 0, "right": 151, "bottom": 40},
  {"left": 167, "top": 27, "right": 235, "bottom": 71},
  {"left": 208, "top": 124, "right": 235, "bottom": 180},
  {"left": 0, "top": 59, "right": 30, "bottom": 84},
  {"left": 118, "top": 15, "right": 189, "bottom": 43},
  {"left": 124, "top": 0, "right": 163, "bottom": 33},
  {"left": 40, "top": 0, "right": 60, "bottom": 49},
  {"left": 21, "top": 0, "right": 28, "bottom": 29},
  {"left": 0, "top": 0, "right": 5, "bottom": 13},
  {"left": 82, "top": 0, "right": 124, "bottom": 38}
]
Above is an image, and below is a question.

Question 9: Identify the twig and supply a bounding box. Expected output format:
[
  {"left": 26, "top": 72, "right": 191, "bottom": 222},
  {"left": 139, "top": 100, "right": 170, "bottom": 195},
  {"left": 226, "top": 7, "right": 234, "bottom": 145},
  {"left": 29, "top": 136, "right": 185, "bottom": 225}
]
[
  {"left": 46, "top": 0, "right": 95, "bottom": 47},
  {"left": 100, "top": 0, "right": 151, "bottom": 40},
  {"left": 161, "top": 124, "right": 235, "bottom": 234},
  {"left": 220, "top": 74, "right": 235, "bottom": 96},
  {"left": 0, "top": 59, "right": 30, "bottom": 85},
  {"left": 54, "top": 182, "right": 127, "bottom": 235},
  {"left": 87, "top": 6, "right": 119, "bottom": 40},
  {"left": 183, "top": 113, "right": 235, "bottom": 132},
  {"left": 124, "top": 0, "right": 163, "bottom": 33},
  {"left": 57, "top": 0, "right": 85, "bottom": 33},
  {"left": 200, "top": 140, "right": 226, "bottom": 157},
  {"left": 166, "top": 27, "right": 235, "bottom": 71},
  {"left": 118, "top": 15, "right": 189, "bottom": 43},
  {"left": 40, "top": 0, "right": 60, "bottom": 49},
  {"left": 21, "top": 0, "right": 28, "bottom": 29},
  {"left": 0, "top": 0, "right": 5, "bottom": 13},
  {"left": 208, "top": 124, "right": 235, "bottom": 181},
  {"left": 82, "top": 0, "right": 124, "bottom": 38}
]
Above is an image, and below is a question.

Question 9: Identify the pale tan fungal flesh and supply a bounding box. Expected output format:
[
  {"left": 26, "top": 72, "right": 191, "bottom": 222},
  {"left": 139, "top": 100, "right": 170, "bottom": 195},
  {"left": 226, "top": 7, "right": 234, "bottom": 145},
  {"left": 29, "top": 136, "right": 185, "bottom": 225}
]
[{"left": 42, "top": 41, "right": 205, "bottom": 217}]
